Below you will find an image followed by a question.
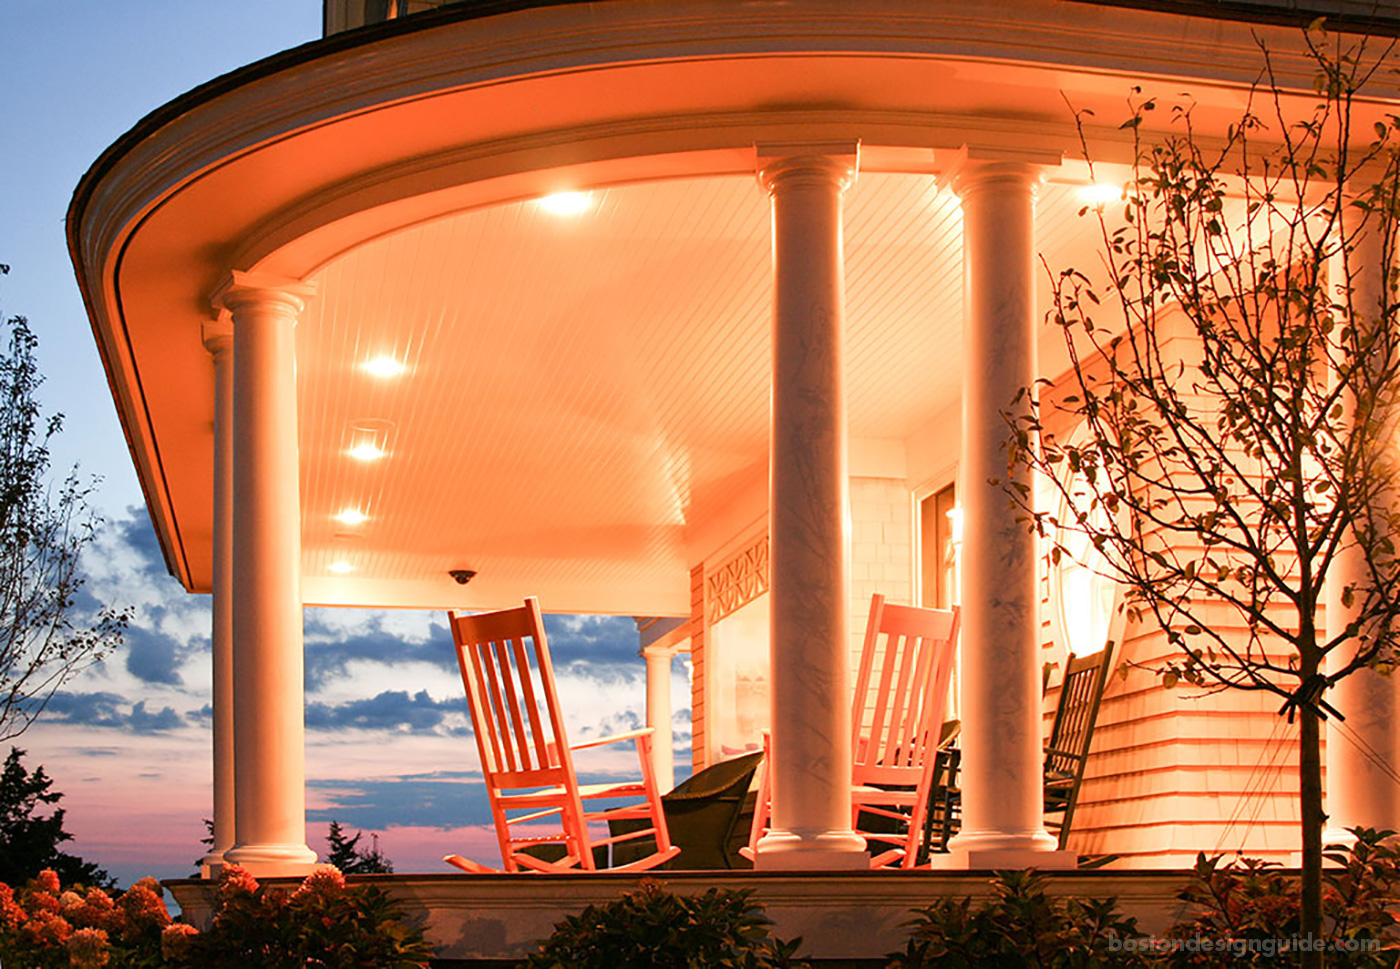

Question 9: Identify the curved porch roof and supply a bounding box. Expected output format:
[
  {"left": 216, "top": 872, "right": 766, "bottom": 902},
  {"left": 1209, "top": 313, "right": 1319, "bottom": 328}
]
[{"left": 67, "top": 0, "right": 1400, "bottom": 614}]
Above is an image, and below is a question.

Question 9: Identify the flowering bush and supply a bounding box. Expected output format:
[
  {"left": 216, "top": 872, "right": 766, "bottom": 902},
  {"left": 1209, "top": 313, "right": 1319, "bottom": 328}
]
[
  {"left": 0, "top": 864, "right": 431, "bottom": 967},
  {"left": 172, "top": 863, "right": 433, "bottom": 968},
  {"left": 0, "top": 869, "right": 172, "bottom": 967}
]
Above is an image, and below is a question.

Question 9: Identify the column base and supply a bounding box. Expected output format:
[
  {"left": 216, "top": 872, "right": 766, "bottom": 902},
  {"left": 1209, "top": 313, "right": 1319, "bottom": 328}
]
[
  {"left": 939, "top": 828, "right": 1074, "bottom": 869},
  {"left": 198, "top": 850, "right": 231, "bottom": 880},
  {"left": 222, "top": 842, "right": 320, "bottom": 878},
  {"left": 754, "top": 829, "right": 870, "bottom": 870}
]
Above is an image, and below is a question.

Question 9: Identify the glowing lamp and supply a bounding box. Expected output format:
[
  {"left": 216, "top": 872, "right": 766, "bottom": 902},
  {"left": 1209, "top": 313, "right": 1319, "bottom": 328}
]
[
  {"left": 363, "top": 356, "right": 405, "bottom": 378},
  {"left": 538, "top": 191, "right": 591, "bottom": 215}
]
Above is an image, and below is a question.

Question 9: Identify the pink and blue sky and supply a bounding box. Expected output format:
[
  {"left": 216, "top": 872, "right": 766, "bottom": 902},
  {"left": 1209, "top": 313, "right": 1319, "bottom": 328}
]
[{"left": 1, "top": 2, "right": 688, "bottom": 888}]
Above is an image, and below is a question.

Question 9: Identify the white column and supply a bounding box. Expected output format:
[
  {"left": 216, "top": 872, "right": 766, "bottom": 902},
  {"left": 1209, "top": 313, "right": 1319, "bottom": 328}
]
[
  {"left": 1325, "top": 208, "right": 1400, "bottom": 845},
  {"left": 642, "top": 644, "right": 679, "bottom": 791},
  {"left": 945, "top": 154, "right": 1067, "bottom": 866},
  {"left": 754, "top": 142, "right": 867, "bottom": 870},
  {"left": 199, "top": 321, "right": 236, "bottom": 877},
  {"left": 215, "top": 271, "right": 319, "bottom": 876}
]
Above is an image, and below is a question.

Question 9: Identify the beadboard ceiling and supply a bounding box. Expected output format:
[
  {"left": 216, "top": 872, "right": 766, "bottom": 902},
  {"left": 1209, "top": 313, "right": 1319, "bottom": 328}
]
[{"left": 294, "top": 173, "right": 1105, "bottom": 613}]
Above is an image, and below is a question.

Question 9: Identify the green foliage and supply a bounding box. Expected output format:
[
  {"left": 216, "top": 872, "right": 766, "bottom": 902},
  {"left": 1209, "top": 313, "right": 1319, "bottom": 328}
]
[
  {"left": 0, "top": 868, "right": 172, "bottom": 968},
  {"left": 0, "top": 295, "right": 129, "bottom": 740},
  {"left": 526, "top": 879, "right": 808, "bottom": 968},
  {"left": 171, "top": 864, "right": 432, "bottom": 968},
  {"left": 888, "top": 869, "right": 1147, "bottom": 968},
  {"left": 1160, "top": 828, "right": 1400, "bottom": 966},
  {"left": 0, "top": 747, "right": 111, "bottom": 889},
  {"left": 326, "top": 819, "right": 394, "bottom": 874}
]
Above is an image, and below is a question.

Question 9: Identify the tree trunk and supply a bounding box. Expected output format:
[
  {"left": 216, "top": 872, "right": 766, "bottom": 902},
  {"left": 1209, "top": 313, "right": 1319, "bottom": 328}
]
[{"left": 1299, "top": 651, "right": 1324, "bottom": 969}]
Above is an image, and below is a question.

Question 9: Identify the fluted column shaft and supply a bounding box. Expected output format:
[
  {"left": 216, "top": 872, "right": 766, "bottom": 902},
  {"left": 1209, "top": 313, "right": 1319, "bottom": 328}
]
[
  {"left": 216, "top": 271, "right": 318, "bottom": 876},
  {"left": 755, "top": 143, "right": 867, "bottom": 870},
  {"left": 947, "top": 161, "right": 1060, "bottom": 860}
]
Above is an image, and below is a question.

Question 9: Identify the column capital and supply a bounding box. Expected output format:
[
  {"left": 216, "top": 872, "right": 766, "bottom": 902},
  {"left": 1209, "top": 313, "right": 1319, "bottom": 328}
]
[
  {"left": 755, "top": 141, "right": 859, "bottom": 195},
  {"left": 940, "top": 145, "right": 1062, "bottom": 199},
  {"left": 202, "top": 319, "right": 234, "bottom": 357},
  {"left": 212, "top": 270, "right": 317, "bottom": 317},
  {"left": 640, "top": 642, "right": 683, "bottom": 661}
]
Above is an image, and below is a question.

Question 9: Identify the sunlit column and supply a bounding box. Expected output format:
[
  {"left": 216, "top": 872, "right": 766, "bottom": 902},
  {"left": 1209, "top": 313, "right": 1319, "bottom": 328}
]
[
  {"left": 199, "top": 321, "right": 236, "bottom": 877},
  {"left": 642, "top": 643, "right": 679, "bottom": 791},
  {"left": 754, "top": 142, "right": 867, "bottom": 870},
  {"left": 945, "top": 153, "right": 1066, "bottom": 865},
  {"left": 215, "top": 271, "right": 319, "bottom": 877},
  {"left": 1325, "top": 206, "right": 1400, "bottom": 844}
]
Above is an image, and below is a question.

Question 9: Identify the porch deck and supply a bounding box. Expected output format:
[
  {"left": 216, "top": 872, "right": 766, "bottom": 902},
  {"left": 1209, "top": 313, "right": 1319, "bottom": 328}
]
[{"left": 167, "top": 867, "right": 1194, "bottom": 964}]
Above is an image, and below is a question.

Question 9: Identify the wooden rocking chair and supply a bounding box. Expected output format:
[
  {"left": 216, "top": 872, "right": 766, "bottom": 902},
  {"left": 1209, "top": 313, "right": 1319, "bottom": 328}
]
[
  {"left": 1043, "top": 645, "right": 1115, "bottom": 851},
  {"left": 743, "top": 594, "right": 960, "bottom": 869},
  {"left": 849, "top": 594, "right": 960, "bottom": 868},
  {"left": 923, "top": 644, "right": 1117, "bottom": 856},
  {"left": 443, "top": 597, "right": 679, "bottom": 873}
]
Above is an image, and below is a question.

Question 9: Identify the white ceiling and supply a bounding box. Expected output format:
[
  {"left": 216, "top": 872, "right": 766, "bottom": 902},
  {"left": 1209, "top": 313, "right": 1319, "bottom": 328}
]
[{"left": 295, "top": 172, "right": 1107, "bottom": 613}]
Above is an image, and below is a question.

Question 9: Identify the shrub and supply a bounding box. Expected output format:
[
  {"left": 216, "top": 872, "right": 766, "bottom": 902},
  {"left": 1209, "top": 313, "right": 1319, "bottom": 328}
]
[
  {"left": 888, "top": 869, "right": 1148, "bottom": 968},
  {"left": 1160, "top": 827, "right": 1400, "bottom": 966},
  {"left": 526, "top": 879, "right": 808, "bottom": 968},
  {"left": 172, "top": 864, "right": 433, "bottom": 968},
  {"left": 0, "top": 869, "right": 172, "bottom": 967}
]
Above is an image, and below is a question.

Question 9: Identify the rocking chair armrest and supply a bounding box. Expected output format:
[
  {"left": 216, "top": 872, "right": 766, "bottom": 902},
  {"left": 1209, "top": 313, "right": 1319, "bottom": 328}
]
[{"left": 569, "top": 727, "right": 655, "bottom": 751}]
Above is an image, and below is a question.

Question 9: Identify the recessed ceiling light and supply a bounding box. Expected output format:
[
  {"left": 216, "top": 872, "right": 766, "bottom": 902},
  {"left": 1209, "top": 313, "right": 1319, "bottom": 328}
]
[
  {"left": 335, "top": 509, "right": 369, "bottom": 525},
  {"left": 363, "top": 356, "right": 405, "bottom": 378},
  {"left": 1078, "top": 183, "right": 1123, "bottom": 205},
  {"left": 328, "top": 561, "right": 355, "bottom": 574},
  {"left": 347, "top": 443, "right": 385, "bottom": 462},
  {"left": 538, "top": 191, "right": 591, "bottom": 215}
]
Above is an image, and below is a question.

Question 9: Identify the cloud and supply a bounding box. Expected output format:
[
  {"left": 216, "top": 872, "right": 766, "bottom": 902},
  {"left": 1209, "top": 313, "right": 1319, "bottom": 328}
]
[
  {"left": 542, "top": 614, "right": 643, "bottom": 666},
  {"left": 309, "top": 771, "right": 489, "bottom": 829},
  {"left": 305, "top": 690, "right": 467, "bottom": 733},
  {"left": 123, "top": 624, "right": 194, "bottom": 686},
  {"left": 302, "top": 621, "right": 456, "bottom": 692},
  {"left": 43, "top": 691, "right": 184, "bottom": 734}
]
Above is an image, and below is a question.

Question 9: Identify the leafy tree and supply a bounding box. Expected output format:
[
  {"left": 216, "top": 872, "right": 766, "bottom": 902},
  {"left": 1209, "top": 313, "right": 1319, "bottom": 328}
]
[
  {"left": 325, "top": 819, "right": 394, "bottom": 874},
  {"left": 1004, "top": 26, "right": 1400, "bottom": 965},
  {"left": 0, "top": 265, "right": 129, "bottom": 738},
  {"left": 0, "top": 746, "right": 112, "bottom": 888}
]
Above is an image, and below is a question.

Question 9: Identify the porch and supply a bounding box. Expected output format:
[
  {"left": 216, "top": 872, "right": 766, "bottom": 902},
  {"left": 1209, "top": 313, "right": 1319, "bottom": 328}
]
[
  {"left": 166, "top": 867, "right": 1191, "bottom": 964},
  {"left": 66, "top": 0, "right": 1400, "bottom": 885}
]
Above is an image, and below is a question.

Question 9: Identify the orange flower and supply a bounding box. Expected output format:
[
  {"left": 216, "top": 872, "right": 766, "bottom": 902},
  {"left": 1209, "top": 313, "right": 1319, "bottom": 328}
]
[
  {"left": 116, "top": 882, "right": 170, "bottom": 934},
  {"left": 65, "top": 926, "right": 110, "bottom": 967},
  {"left": 77, "top": 888, "right": 122, "bottom": 934},
  {"left": 160, "top": 922, "right": 200, "bottom": 961},
  {"left": 291, "top": 866, "right": 347, "bottom": 900},
  {"left": 31, "top": 870, "right": 61, "bottom": 895},
  {"left": 20, "top": 908, "right": 73, "bottom": 947},
  {"left": 0, "top": 883, "right": 27, "bottom": 930},
  {"left": 218, "top": 864, "right": 259, "bottom": 898}
]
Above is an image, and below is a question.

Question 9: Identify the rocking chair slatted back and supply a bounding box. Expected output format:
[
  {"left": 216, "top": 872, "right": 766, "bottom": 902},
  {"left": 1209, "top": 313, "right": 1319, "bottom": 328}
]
[
  {"left": 1043, "top": 645, "right": 1115, "bottom": 851},
  {"left": 848, "top": 594, "right": 960, "bottom": 868},
  {"left": 453, "top": 599, "right": 569, "bottom": 785},
  {"left": 851, "top": 595, "right": 960, "bottom": 789}
]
